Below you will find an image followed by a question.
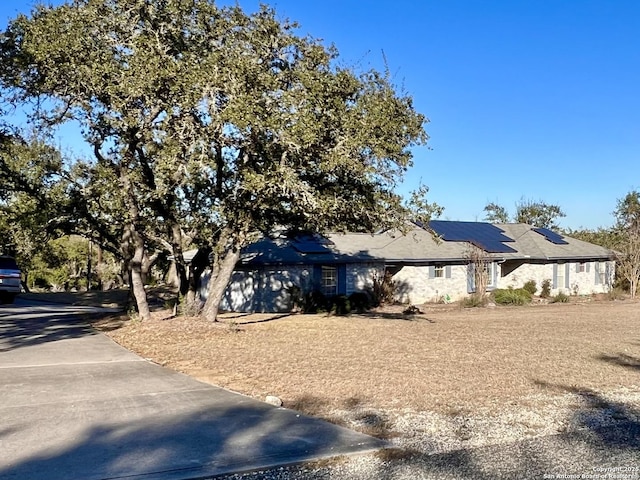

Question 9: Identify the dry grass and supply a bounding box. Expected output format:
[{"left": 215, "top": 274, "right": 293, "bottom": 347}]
[{"left": 92, "top": 300, "right": 640, "bottom": 421}]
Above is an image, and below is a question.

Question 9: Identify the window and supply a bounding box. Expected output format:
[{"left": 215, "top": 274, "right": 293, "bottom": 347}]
[
  {"left": 577, "top": 262, "right": 586, "bottom": 273},
  {"left": 484, "top": 262, "right": 495, "bottom": 287},
  {"left": 321, "top": 266, "right": 337, "bottom": 296},
  {"left": 595, "top": 262, "right": 606, "bottom": 285},
  {"left": 557, "top": 264, "right": 565, "bottom": 290},
  {"left": 434, "top": 265, "right": 445, "bottom": 278}
]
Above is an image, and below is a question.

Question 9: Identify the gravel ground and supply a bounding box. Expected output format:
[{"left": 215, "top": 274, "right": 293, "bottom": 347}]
[{"left": 213, "top": 387, "right": 640, "bottom": 479}]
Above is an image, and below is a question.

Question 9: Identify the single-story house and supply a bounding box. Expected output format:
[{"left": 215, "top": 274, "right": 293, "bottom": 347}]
[{"left": 193, "top": 221, "right": 615, "bottom": 312}]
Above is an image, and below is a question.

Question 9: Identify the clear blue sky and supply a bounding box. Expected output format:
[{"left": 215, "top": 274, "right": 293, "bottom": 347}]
[{"left": 2, "top": 1, "right": 639, "bottom": 230}]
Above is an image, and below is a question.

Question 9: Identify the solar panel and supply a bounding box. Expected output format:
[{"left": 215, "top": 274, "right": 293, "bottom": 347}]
[
  {"left": 532, "top": 227, "right": 569, "bottom": 245},
  {"left": 429, "top": 220, "right": 518, "bottom": 253}
]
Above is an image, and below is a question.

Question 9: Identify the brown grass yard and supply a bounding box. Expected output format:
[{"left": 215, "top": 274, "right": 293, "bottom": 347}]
[{"left": 92, "top": 299, "right": 640, "bottom": 430}]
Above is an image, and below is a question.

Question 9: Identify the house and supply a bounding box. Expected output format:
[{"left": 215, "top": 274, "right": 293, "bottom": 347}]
[{"left": 195, "top": 221, "right": 615, "bottom": 312}]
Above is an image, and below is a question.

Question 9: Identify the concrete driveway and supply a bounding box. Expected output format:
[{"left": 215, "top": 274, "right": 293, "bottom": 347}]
[{"left": 0, "top": 299, "right": 386, "bottom": 480}]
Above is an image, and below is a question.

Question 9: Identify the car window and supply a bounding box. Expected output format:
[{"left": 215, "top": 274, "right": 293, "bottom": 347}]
[{"left": 0, "top": 257, "right": 19, "bottom": 270}]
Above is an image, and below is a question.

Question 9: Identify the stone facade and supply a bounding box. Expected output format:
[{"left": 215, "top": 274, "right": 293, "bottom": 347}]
[
  {"left": 391, "top": 264, "right": 470, "bottom": 304},
  {"left": 497, "top": 260, "right": 615, "bottom": 295},
  {"left": 216, "top": 262, "right": 385, "bottom": 313},
  {"left": 209, "top": 258, "right": 616, "bottom": 312}
]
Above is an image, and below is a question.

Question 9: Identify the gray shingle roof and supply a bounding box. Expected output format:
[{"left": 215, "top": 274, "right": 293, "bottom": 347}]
[
  {"left": 495, "top": 223, "right": 613, "bottom": 260},
  {"left": 186, "top": 221, "right": 614, "bottom": 267}
]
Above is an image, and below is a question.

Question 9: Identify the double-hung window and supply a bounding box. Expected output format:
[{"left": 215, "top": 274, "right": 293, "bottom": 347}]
[{"left": 321, "top": 266, "right": 337, "bottom": 296}]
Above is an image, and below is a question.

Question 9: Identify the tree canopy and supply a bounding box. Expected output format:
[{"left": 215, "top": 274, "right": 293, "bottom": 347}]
[
  {"left": 483, "top": 198, "right": 565, "bottom": 229},
  {"left": 0, "top": 0, "right": 432, "bottom": 319}
]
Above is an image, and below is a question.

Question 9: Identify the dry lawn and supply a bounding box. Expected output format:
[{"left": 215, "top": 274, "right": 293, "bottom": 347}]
[{"left": 93, "top": 299, "right": 640, "bottom": 422}]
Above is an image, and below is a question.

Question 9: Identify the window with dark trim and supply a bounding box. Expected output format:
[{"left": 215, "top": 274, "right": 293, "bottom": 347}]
[{"left": 321, "top": 266, "right": 337, "bottom": 296}]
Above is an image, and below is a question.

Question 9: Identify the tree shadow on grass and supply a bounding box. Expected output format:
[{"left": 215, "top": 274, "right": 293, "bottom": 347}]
[
  {"left": 279, "top": 384, "right": 640, "bottom": 480},
  {"left": 597, "top": 352, "right": 640, "bottom": 371}
]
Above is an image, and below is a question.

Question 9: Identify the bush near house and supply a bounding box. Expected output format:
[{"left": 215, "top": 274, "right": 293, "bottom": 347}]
[
  {"left": 551, "top": 291, "right": 570, "bottom": 303},
  {"left": 522, "top": 280, "right": 537, "bottom": 296},
  {"left": 492, "top": 287, "right": 532, "bottom": 305},
  {"left": 540, "top": 279, "right": 552, "bottom": 298}
]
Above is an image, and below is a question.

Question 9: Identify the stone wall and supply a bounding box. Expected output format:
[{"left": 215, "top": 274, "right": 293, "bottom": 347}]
[
  {"left": 497, "top": 260, "right": 615, "bottom": 295},
  {"left": 210, "top": 259, "right": 616, "bottom": 312},
  {"left": 391, "top": 265, "right": 470, "bottom": 304},
  {"left": 218, "top": 266, "right": 311, "bottom": 313},
  {"left": 217, "top": 263, "right": 384, "bottom": 312}
]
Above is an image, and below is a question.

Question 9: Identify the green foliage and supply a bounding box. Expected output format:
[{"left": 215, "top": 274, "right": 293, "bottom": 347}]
[
  {"left": 615, "top": 190, "right": 640, "bottom": 232},
  {"left": 483, "top": 198, "right": 565, "bottom": 229},
  {"left": 551, "top": 292, "right": 570, "bottom": 303},
  {"left": 331, "top": 295, "right": 351, "bottom": 316},
  {"left": 540, "top": 279, "right": 552, "bottom": 298},
  {"left": 515, "top": 199, "right": 565, "bottom": 229},
  {"left": 348, "top": 291, "right": 371, "bottom": 313},
  {"left": 492, "top": 288, "right": 532, "bottom": 306},
  {"left": 562, "top": 227, "right": 619, "bottom": 249},
  {"left": 301, "top": 290, "right": 330, "bottom": 314},
  {"left": 483, "top": 202, "right": 510, "bottom": 223},
  {"left": 522, "top": 280, "right": 537, "bottom": 295},
  {"left": 462, "top": 294, "right": 488, "bottom": 308},
  {"left": 371, "top": 272, "right": 396, "bottom": 306},
  {"left": 1, "top": 0, "right": 432, "bottom": 320}
]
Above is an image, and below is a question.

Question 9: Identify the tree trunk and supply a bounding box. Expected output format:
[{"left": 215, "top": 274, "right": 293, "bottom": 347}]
[
  {"left": 129, "top": 227, "right": 151, "bottom": 321},
  {"left": 119, "top": 161, "right": 150, "bottom": 320},
  {"left": 186, "top": 246, "right": 211, "bottom": 304},
  {"left": 201, "top": 244, "right": 241, "bottom": 321}
]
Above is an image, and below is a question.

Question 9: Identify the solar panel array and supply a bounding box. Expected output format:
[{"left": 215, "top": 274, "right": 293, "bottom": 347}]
[
  {"left": 429, "top": 220, "right": 518, "bottom": 253},
  {"left": 532, "top": 227, "right": 569, "bottom": 245}
]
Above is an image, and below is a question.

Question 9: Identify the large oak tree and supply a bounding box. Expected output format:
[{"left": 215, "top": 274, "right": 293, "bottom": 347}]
[{"left": 1, "top": 0, "right": 431, "bottom": 320}]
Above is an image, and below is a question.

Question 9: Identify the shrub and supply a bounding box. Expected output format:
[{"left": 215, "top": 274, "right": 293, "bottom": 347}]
[
  {"left": 493, "top": 288, "right": 532, "bottom": 306},
  {"left": 462, "top": 294, "right": 488, "bottom": 308},
  {"left": 540, "top": 279, "right": 551, "bottom": 298},
  {"left": 331, "top": 295, "right": 351, "bottom": 316},
  {"left": 371, "top": 271, "right": 395, "bottom": 306},
  {"left": 522, "top": 280, "right": 537, "bottom": 296},
  {"left": 551, "top": 291, "right": 570, "bottom": 303},
  {"left": 348, "top": 291, "right": 371, "bottom": 313},
  {"left": 606, "top": 287, "right": 626, "bottom": 301},
  {"left": 302, "top": 290, "right": 329, "bottom": 313}
]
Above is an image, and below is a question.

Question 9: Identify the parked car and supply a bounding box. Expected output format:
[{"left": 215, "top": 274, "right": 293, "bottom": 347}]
[{"left": 0, "top": 256, "right": 21, "bottom": 304}]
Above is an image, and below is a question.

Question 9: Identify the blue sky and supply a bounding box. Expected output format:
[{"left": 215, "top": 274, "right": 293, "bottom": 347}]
[{"left": 2, "top": 1, "right": 639, "bottom": 230}]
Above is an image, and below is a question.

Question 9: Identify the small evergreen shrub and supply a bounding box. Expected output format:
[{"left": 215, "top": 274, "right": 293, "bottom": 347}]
[
  {"left": 522, "top": 280, "right": 537, "bottom": 296},
  {"left": 303, "top": 290, "right": 329, "bottom": 313},
  {"left": 551, "top": 291, "right": 569, "bottom": 303},
  {"left": 493, "top": 288, "right": 532, "bottom": 305},
  {"left": 540, "top": 279, "right": 551, "bottom": 298},
  {"left": 462, "top": 294, "right": 488, "bottom": 308},
  {"left": 348, "top": 291, "right": 371, "bottom": 313},
  {"left": 331, "top": 295, "right": 351, "bottom": 316}
]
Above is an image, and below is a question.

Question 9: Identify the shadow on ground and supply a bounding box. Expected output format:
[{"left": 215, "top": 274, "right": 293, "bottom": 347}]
[
  {"left": 0, "top": 308, "right": 99, "bottom": 352},
  {"left": 0, "top": 400, "right": 377, "bottom": 480}
]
